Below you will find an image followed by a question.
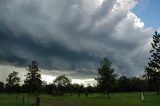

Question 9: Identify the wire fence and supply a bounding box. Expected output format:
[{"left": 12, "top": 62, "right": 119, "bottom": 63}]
[{"left": 15, "top": 95, "right": 40, "bottom": 106}]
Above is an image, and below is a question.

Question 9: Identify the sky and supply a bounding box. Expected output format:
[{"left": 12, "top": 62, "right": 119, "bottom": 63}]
[
  {"left": 132, "top": 0, "right": 160, "bottom": 29},
  {"left": 0, "top": 0, "right": 158, "bottom": 84}
]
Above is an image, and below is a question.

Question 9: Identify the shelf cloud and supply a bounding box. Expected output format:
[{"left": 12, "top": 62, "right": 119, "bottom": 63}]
[{"left": 0, "top": 0, "right": 153, "bottom": 79}]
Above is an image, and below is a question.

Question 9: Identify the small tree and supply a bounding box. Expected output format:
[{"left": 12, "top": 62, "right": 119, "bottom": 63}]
[
  {"left": 24, "top": 60, "right": 42, "bottom": 94},
  {"left": 54, "top": 74, "right": 71, "bottom": 95},
  {"left": 6, "top": 71, "right": 20, "bottom": 93},
  {"left": 96, "top": 58, "right": 117, "bottom": 98},
  {"left": 145, "top": 31, "right": 160, "bottom": 95}
]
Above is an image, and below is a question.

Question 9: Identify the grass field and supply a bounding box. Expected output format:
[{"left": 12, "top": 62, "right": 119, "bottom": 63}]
[{"left": 0, "top": 92, "right": 160, "bottom": 106}]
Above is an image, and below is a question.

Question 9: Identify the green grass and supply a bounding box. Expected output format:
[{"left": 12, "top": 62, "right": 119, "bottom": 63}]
[
  {"left": 0, "top": 93, "right": 36, "bottom": 106},
  {"left": 1, "top": 92, "right": 160, "bottom": 106}
]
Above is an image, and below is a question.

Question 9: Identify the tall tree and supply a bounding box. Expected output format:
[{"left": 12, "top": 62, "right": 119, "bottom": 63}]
[
  {"left": 96, "top": 58, "right": 117, "bottom": 98},
  {"left": 24, "top": 60, "right": 42, "bottom": 94},
  {"left": 146, "top": 31, "right": 160, "bottom": 95},
  {"left": 6, "top": 71, "right": 20, "bottom": 93}
]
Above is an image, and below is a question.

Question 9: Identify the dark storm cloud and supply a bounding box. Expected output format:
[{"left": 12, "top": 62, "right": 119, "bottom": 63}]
[
  {"left": 0, "top": 0, "right": 153, "bottom": 78},
  {"left": 0, "top": 23, "right": 28, "bottom": 66},
  {"left": 0, "top": 21, "right": 98, "bottom": 71}
]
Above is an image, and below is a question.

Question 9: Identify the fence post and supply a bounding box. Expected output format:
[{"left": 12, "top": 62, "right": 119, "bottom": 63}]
[
  {"left": 22, "top": 96, "right": 24, "bottom": 104},
  {"left": 27, "top": 96, "right": 29, "bottom": 106},
  {"left": 16, "top": 96, "right": 19, "bottom": 104},
  {"left": 36, "top": 96, "right": 40, "bottom": 106}
]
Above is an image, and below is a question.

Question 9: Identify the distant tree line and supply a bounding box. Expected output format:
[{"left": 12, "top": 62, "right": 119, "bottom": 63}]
[
  {"left": 0, "top": 60, "right": 155, "bottom": 97},
  {"left": 0, "top": 32, "right": 160, "bottom": 98}
]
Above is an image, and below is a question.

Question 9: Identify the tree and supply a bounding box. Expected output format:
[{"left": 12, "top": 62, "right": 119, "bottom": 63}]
[
  {"left": 145, "top": 31, "right": 160, "bottom": 95},
  {"left": 96, "top": 58, "right": 117, "bottom": 98},
  {"left": 118, "top": 76, "right": 130, "bottom": 92},
  {"left": 0, "top": 82, "right": 4, "bottom": 92},
  {"left": 129, "top": 77, "right": 144, "bottom": 92},
  {"left": 54, "top": 74, "right": 71, "bottom": 95},
  {"left": 24, "top": 60, "right": 42, "bottom": 94},
  {"left": 43, "top": 84, "right": 56, "bottom": 95},
  {"left": 6, "top": 71, "right": 20, "bottom": 93}
]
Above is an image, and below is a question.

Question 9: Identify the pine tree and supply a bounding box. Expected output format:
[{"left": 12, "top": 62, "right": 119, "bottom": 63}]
[
  {"left": 146, "top": 31, "right": 160, "bottom": 95},
  {"left": 96, "top": 58, "right": 117, "bottom": 98},
  {"left": 24, "top": 60, "right": 42, "bottom": 94}
]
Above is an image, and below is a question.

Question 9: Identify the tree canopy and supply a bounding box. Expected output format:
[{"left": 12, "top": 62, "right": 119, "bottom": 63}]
[
  {"left": 6, "top": 71, "right": 20, "bottom": 93},
  {"left": 146, "top": 31, "right": 160, "bottom": 95},
  {"left": 54, "top": 74, "right": 71, "bottom": 86},
  {"left": 96, "top": 58, "right": 117, "bottom": 98},
  {"left": 24, "top": 60, "right": 42, "bottom": 94}
]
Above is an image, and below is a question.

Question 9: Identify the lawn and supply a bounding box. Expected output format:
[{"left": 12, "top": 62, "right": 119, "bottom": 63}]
[{"left": 0, "top": 92, "right": 160, "bottom": 106}]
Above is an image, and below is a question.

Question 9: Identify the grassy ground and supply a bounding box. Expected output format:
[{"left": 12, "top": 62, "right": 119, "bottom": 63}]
[
  {"left": 0, "top": 93, "right": 36, "bottom": 106},
  {"left": 0, "top": 92, "right": 160, "bottom": 106}
]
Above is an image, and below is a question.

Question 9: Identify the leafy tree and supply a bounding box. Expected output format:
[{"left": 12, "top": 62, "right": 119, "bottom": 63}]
[
  {"left": 6, "top": 71, "right": 20, "bottom": 93},
  {"left": 129, "top": 77, "right": 144, "bottom": 92},
  {"left": 54, "top": 74, "right": 71, "bottom": 86},
  {"left": 118, "top": 76, "right": 130, "bottom": 92},
  {"left": 71, "top": 83, "right": 79, "bottom": 95},
  {"left": 24, "top": 60, "right": 42, "bottom": 94},
  {"left": 42, "top": 83, "right": 56, "bottom": 95},
  {"left": 71, "top": 83, "right": 84, "bottom": 96},
  {"left": 0, "top": 82, "right": 4, "bottom": 92},
  {"left": 96, "top": 58, "right": 117, "bottom": 98},
  {"left": 54, "top": 74, "right": 71, "bottom": 95},
  {"left": 116, "top": 76, "right": 148, "bottom": 92},
  {"left": 146, "top": 31, "right": 160, "bottom": 95},
  {"left": 85, "top": 84, "right": 94, "bottom": 97}
]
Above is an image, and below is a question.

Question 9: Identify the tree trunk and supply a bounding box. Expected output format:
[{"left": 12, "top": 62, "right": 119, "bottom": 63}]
[
  {"left": 107, "top": 91, "right": 110, "bottom": 98},
  {"left": 157, "top": 91, "right": 159, "bottom": 95}
]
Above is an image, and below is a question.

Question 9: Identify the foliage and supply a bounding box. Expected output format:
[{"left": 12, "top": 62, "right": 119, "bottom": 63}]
[
  {"left": 117, "top": 76, "right": 130, "bottom": 92},
  {"left": 24, "top": 60, "right": 42, "bottom": 94},
  {"left": 146, "top": 31, "right": 160, "bottom": 95},
  {"left": 96, "top": 58, "right": 117, "bottom": 98},
  {"left": 0, "top": 82, "right": 4, "bottom": 92},
  {"left": 53, "top": 74, "right": 71, "bottom": 95},
  {"left": 54, "top": 74, "right": 71, "bottom": 86},
  {"left": 0, "top": 58, "right": 155, "bottom": 97},
  {"left": 5, "top": 71, "right": 20, "bottom": 93},
  {"left": 116, "top": 76, "right": 148, "bottom": 92}
]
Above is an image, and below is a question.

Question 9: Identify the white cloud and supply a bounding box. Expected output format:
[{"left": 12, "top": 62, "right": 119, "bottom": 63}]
[
  {"left": 116, "top": 0, "right": 138, "bottom": 10},
  {"left": 0, "top": 65, "right": 27, "bottom": 84},
  {"left": 0, "top": 64, "right": 96, "bottom": 86}
]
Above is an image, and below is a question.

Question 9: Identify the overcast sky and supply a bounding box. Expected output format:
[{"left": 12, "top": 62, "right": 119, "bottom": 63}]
[{"left": 0, "top": 0, "right": 158, "bottom": 83}]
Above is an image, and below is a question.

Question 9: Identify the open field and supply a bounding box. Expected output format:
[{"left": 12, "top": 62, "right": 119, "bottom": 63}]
[{"left": 0, "top": 92, "right": 160, "bottom": 106}]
